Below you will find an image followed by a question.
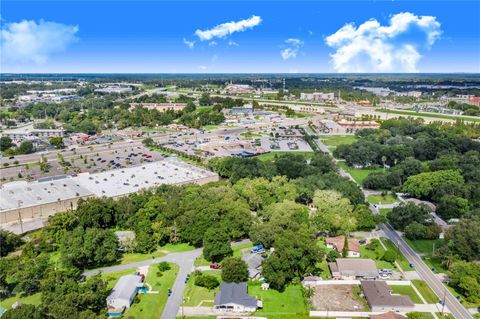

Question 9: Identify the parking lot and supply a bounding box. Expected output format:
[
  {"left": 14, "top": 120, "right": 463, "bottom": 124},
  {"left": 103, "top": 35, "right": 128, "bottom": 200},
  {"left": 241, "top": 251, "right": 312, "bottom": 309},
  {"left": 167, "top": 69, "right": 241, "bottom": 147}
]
[
  {"left": 260, "top": 136, "right": 312, "bottom": 152},
  {"left": 311, "top": 285, "right": 365, "bottom": 311},
  {"left": 0, "top": 145, "right": 166, "bottom": 184}
]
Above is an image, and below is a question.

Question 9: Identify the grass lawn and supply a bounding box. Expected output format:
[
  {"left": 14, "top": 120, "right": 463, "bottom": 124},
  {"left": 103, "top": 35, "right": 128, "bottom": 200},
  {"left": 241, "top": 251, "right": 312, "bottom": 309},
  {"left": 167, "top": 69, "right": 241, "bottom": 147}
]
[
  {"left": 320, "top": 135, "right": 357, "bottom": 147},
  {"left": 255, "top": 151, "right": 315, "bottom": 162},
  {"left": 338, "top": 162, "right": 383, "bottom": 184},
  {"left": 103, "top": 268, "right": 139, "bottom": 289},
  {"left": 120, "top": 243, "right": 195, "bottom": 265},
  {"left": 367, "top": 194, "right": 398, "bottom": 205},
  {"left": 378, "top": 109, "right": 480, "bottom": 123},
  {"left": 184, "top": 270, "right": 221, "bottom": 307},
  {"left": 412, "top": 280, "right": 440, "bottom": 304},
  {"left": 126, "top": 263, "right": 179, "bottom": 319},
  {"left": 0, "top": 293, "right": 42, "bottom": 310},
  {"left": 381, "top": 238, "right": 412, "bottom": 271},
  {"left": 389, "top": 285, "right": 423, "bottom": 303},
  {"left": 202, "top": 124, "right": 221, "bottom": 131},
  {"left": 423, "top": 256, "right": 448, "bottom": 273},
  {"left": 249, "top": 283, "right": 309, "bottom": 319},
  {"left": 359, "top": 245, "right": 396, "bottom": 269},
  {"left": 232, "top": 242, "right": 253, "bottom": 257},
  {"left": 436, "top": 313, "right": 455, "bottom": 319},
  {"left": 404, "top": 239, "right": 445, "bottom": 255},
  {"left": 407, "top": 313, "right": 435, "bottom": 319},
  {"left": 380, "top": 208, "right": 392, "bottom": 216}
]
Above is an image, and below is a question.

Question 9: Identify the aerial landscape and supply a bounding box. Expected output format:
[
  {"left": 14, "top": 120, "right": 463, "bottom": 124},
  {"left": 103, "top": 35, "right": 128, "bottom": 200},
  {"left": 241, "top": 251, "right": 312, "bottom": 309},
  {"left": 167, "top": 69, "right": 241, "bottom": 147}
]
[{"left": 0, "top": 1, "right": 479, "bottom": 319}]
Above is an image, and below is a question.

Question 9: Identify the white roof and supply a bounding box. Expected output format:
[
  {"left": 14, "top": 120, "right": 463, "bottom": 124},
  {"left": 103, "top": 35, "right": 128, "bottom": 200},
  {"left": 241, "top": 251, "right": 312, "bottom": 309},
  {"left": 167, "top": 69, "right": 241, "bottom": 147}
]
[
  {"left": 74, "top": 157, "right": 217, "bottom": 197},
  {"left": 107, "top": 274, "right": 142, "bottom": 302},
  {"left": 0, "top": 178, "right": 93, "bottom": 212},
  {"left": 0, "top": 157, "right": 218, "bottom": 212}
]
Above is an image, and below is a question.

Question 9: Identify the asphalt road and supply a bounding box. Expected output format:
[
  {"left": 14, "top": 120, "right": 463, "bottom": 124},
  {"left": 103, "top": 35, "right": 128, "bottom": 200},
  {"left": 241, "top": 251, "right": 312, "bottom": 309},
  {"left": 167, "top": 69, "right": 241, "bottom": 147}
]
[
  {"left": 83, "top": 239, "right": 251, "bottom": 319},
  {"left": 309, "top": 132, "right": 473, "bottom": 319},
  {"left": 381, "top": 224, "right": 473, "bottom": 319}
]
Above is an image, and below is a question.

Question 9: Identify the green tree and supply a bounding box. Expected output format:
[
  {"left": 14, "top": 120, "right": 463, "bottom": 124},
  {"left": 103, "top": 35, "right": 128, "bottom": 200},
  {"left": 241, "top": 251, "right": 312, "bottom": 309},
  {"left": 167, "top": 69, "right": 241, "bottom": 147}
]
[
  {"left": 0, "top": 136, "right": 13, "bottom": 151},
  {"left": 445, "top": 218, "right": 480, "bottom": 261},
  {"left": 262, "top": 229, "right": 322, "bottom": 291},
  {"left": 436, "top": 195, "right": 469, "bottom": 220},
  {"left": 3, "top": 304, "right": 42, "bottom": 319},
  {"left": 17, "top": 141, "right": 34, "bottom": 154},
  {"left": 0, "top": 229, "right": 24, "bottom": 257},
  {"left": 203, "top": 228, "right": 232, "bottom": 263},
  {"left": 404, "top": 222, "right": 428, "bottom": 240},
  {"left": 194, "top": 274, "right": 220, "bottom": 290},
  {"left": 312, "top": 190, "right": 357, "bottom": 234},
  {"left": 49, "top": 136, "right": 64, "bottom": 149},
  {"left": 221, "top": 257, "right": 249, "bottom": 283},
  {"left": 403, "top": 170, "right": 465, "bottom": 200},
  {"left": 387, "top": 203, "right": 431, "bottom": 231},
  {"left": 142, "top": 137, "right": 155, "bottom": 147}
]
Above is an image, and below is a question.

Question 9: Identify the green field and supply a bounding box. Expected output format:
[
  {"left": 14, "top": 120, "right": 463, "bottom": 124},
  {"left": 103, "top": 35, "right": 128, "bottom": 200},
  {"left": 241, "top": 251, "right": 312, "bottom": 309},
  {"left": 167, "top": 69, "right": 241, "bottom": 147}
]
[
  {"left": 338, "top": 162, "right": 383, "bottom": 184},
  {"left": 0, "top": 293, "right": 42, "bottom": 310},
  {"left": 412, "top": 280, "right": 440, "bottom": 304},
  {"left": 255, "top": 151, "right": 315, "bottom": 162},
  {"left": 320, "top": 135, "right": 357, "bottom": 147},
  {"left": 359, "top": 245, "right": 396, "bottom": 269},
  {"left": 380, "top": 208, "right": 392, "bottom": 216},
  {"left": 379, "top": 109, "right": 480, "bottom": 123},
  {"left": 120, "top": 243, "right": 195, "bottom": 265},
  {"left": 406, "top": 313, "right": 435, "bottom": 319},
  {"left": 232, "top": 242, "right": 253, "bottom": 257},
  {"left": 184, "top": 270, "right": 221, "bottom": 307},
  {"left": 367, "top": 194, "right": 398, "bottom": 205},
  {"left": 249, "top": 283, "right": 309, "bottom": 319},
  {"left": 404, "top": 239, "right": 445, "bottom": 255},
  {"left": 125, "top": 263, "right": 179, "bottom": 319},
  {"left": 389, "top": 284, "right": 423, "bottom": 303}
]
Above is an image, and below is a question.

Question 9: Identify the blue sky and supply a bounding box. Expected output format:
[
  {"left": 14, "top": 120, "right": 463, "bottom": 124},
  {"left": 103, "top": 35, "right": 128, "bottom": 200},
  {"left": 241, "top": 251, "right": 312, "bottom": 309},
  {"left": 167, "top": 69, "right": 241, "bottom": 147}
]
[{"left": 1, "top": 0, "right": 479, "bottom": 73}]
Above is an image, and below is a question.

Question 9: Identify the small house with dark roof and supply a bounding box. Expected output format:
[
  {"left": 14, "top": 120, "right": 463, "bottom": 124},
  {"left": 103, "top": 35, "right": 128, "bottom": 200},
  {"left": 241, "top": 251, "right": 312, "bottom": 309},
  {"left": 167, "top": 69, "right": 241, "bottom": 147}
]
[
  {"left": 214, "top": 282, "right": 257, "bottom": 313},
  {"left": 361, "top": 281, "right": 414, "bottom": 312}
]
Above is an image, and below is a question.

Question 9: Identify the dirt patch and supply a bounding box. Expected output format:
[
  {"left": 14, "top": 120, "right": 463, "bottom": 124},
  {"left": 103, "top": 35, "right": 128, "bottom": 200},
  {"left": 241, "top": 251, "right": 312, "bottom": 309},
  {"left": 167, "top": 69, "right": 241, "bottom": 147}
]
[{"left": 312, "top": 285, "right": 365, "bottom": 311}]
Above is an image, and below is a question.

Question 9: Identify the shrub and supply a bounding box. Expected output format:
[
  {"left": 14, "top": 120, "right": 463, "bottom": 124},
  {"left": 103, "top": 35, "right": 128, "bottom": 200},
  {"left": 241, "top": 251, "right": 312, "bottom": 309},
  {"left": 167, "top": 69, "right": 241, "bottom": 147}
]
[
  {"left": 194, "top": 274, "right": 220, "bottom": 290},
  {"left": 383, "top": 249, "right": 396, "bottom": 263}
]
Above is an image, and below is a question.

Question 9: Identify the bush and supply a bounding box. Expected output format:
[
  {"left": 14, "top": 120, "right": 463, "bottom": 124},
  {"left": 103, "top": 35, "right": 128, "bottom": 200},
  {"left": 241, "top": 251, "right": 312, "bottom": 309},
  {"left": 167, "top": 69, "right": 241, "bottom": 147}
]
[
  {"left": 157, "top": 261, "right": 171, "bottom": 272},
  {"left": 366, "top": 238, "right": 380, "bottom": 251},
  {"left": 382, "top": 249, "right": 396, "bottom": 263},
  {"left": 326, "top": 250, "right": 340, "bottom": 262},
  {"left": 194, "top": 274, "right": 220, "bottom": 290}
]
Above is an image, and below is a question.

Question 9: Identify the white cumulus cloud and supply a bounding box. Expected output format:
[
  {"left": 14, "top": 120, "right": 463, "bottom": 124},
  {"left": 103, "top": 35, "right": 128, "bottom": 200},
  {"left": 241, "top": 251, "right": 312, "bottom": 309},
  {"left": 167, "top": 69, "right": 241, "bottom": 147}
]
[
  {"left": 195, "top": 15, "right": 261, "bottom": 41},
  {"left": 183, "top": 38, "right": 195, "bottom": 49},
  {"left": 281, "top": 38, "right": 304, "bottom": 60},
  {"left": 325, "top": 12, "right": 441, "bottom": 72},
  {"left": 1, "top": 19, "right": 78, "bottom": 64}
]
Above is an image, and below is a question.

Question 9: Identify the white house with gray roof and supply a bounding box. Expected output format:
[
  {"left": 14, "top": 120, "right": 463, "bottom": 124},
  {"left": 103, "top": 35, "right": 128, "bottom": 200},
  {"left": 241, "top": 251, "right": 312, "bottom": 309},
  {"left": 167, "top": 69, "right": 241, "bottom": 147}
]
[
  {"left": 107, "top": 274, "right": 143, "bottom": 314},
  {"left": 214, "top": 282, "right": 257, "bottom": 313}
]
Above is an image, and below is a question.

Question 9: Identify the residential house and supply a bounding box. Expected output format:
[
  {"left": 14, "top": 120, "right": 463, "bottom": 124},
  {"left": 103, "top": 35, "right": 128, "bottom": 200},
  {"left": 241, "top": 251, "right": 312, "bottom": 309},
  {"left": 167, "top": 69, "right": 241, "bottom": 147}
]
[
  {"left": 106, "top": 274, "right": 143, "bottom": 316},
  {"left": 361, "top": 281, "right": 414, "bottom": 312},
  {"left": 325, "top": 236, "right": 361, "bottom": 257},
  {"left": 370, "top": 312, "right": 407, "bottom": 319},
  {"left": 329, "top": 258, "right": 379, "bottom": 280},
  {"left": 214, "top": 282, "right": 257, "bottom": 313}
]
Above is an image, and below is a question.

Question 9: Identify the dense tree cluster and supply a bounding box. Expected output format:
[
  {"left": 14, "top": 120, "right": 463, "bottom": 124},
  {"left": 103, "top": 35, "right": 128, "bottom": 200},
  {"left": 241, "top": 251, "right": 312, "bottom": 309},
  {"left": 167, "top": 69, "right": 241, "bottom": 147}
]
[{"left": 337, "top": 119, "right": 480, "bottom": 220}]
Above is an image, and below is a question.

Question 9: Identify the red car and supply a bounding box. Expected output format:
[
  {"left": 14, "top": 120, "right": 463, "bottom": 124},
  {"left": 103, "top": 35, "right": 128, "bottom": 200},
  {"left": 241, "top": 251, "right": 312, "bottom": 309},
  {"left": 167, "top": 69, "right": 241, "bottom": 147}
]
[{"left": 209, "top": 263, "right": 221, "bottom": 269}]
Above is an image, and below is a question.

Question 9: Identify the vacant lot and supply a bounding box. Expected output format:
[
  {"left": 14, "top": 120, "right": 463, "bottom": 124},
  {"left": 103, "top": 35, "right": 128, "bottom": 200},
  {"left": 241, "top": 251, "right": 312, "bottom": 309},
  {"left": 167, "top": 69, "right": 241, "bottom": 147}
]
[
  {"left": 338, "top": 162, "right": 383, "bottom": 184},
  {"left": 320, "top": 135, "right": 357, "bottom": 147},
  {"left": 312, "top": 285, "right": 365, "bottom": 311},
  {"left": 368, "top": 194, "right": 398, "bottom": 205}
]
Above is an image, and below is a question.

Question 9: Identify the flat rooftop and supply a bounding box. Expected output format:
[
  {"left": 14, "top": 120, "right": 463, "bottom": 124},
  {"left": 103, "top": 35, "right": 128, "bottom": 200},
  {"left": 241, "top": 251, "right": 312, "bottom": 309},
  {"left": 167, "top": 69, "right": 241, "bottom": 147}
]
[
  {"left": 74, "top": 157, "right": 217, "bottom": 197},
  {"left": 0, "top": 179, "right": 94, "bottom": 212},
  {"left": 0, "top": 157, "right": 218, "bottom": 212}
]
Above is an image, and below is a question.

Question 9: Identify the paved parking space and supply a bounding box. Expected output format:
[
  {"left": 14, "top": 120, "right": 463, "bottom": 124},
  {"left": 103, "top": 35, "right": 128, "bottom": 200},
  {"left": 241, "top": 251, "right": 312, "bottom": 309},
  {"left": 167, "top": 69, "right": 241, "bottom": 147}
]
[
  {"left": 0, "top": 145, "right": 166, "bottom": 184},
  {"left": 260, "top": 136, "right": 313, "bottom": 152}
]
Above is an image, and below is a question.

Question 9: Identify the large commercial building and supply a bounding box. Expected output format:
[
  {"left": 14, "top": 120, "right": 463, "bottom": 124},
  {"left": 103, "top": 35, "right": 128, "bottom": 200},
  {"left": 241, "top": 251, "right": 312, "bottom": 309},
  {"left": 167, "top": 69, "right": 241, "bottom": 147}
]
[
  {"left": 0, "top": 157, "right": 219, "bottom": 231},
  {"left": 300, "top": 92, "right": 335, "bottom": 101},
  {"left": 129, "top": 102, "right": 187, "bottom": 112}
]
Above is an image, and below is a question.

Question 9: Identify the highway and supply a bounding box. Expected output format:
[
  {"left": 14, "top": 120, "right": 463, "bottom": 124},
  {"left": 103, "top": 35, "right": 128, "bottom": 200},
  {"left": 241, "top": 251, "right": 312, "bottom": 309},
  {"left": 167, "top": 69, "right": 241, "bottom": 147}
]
[{"left": 381, "top": 224, "right": 473, "bottom": 319}]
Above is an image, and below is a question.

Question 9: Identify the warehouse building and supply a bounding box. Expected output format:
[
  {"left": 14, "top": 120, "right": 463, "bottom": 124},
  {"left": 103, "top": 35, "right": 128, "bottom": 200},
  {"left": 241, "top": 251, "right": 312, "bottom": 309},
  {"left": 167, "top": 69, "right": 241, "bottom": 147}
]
[{"left": 0, "top": 158, "right": 219, "bottom": 232}]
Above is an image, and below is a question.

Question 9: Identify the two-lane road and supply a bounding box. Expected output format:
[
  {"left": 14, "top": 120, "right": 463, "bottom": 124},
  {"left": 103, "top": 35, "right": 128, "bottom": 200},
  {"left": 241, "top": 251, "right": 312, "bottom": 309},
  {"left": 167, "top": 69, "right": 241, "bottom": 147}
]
[{"left": 382, "top": 224, "right": 473, "bottom": 319}]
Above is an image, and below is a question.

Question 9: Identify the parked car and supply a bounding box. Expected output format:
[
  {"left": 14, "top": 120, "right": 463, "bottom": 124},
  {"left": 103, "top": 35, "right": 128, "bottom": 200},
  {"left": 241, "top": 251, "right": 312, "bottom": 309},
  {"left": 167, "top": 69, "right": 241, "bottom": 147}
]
[{"left": 210, "top": 264, "right": 221, "bottom": 269}]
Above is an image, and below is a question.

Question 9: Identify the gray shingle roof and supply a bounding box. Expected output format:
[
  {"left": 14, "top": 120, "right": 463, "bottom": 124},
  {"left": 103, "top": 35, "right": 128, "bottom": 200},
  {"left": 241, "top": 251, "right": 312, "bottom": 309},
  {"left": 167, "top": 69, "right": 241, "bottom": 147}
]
[
  {"left": 361, "top": 281, "right": 414, "bottom": 308},
  {"left": 214, "top": 282, "right": 257, "bottom": 308},
  {"left": 107, "top": 275, "right": 142, "bottom": 302}
]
